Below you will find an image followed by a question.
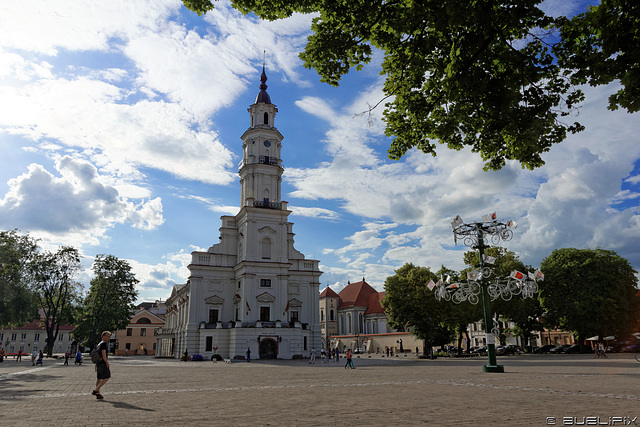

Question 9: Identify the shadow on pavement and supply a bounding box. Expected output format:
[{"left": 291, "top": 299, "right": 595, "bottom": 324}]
[{"left": 102, "top": 400, "right": 155, "bottom": 412}]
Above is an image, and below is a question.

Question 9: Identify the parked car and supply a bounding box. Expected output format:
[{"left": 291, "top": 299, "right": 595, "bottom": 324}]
[
  {"left": 534, "top": 344, "right": 555, "bottom": 354},
  {"left": 549, "top": 344, "right": 570, "bottom": 354},
  {"left": 562, "top": 344, "right": 583, "bottom": 354},
  {"left": 503, "top": 345, "right": 521, "bottom": 355},
  {"left": 472, "top": 346, "right": 487, "bottom": 355},
  {"left": 495, "top": 346, "right": 506, "bottom": 356}
]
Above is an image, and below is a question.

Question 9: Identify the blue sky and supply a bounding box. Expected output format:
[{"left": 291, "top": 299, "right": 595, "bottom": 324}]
[{"left": 1, "top": 0, "right": 638, "bottom": 303}]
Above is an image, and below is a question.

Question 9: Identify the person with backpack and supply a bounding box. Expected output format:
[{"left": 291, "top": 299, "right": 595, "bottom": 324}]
[{"left": 91, "top": 331, "right": 111, "bottom": 400}]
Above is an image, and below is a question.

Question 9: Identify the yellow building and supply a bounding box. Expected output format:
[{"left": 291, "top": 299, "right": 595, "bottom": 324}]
[{"left": 113, "top": 302, "right": 165, "bottom": 356}]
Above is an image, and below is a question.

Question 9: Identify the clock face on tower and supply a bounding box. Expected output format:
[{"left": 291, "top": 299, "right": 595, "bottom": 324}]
[{"left": 263, "top": 140, "right": 271, "bottom": 147}]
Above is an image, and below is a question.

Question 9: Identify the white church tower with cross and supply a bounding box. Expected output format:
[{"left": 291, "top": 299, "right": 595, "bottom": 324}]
[{"left": 157, "top": 67, "right": 322, "bottom": 360}]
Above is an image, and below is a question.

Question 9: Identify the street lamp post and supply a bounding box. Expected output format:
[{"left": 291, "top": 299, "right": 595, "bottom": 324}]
[{"left": 431, "top": 214, "right": 543, "bottom": 373}]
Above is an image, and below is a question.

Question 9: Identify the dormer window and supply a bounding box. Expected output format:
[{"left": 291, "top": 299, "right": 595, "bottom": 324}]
[{"left": 264, "top": 112, "right": 269, "bottom": 125}]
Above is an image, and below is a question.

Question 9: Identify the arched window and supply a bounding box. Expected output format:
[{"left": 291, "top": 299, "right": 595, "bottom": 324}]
[
  {"left": 136, "top": 317, "right": 151, "bottom": 324},
  {"left": 263, "top": 112, "right": 269, "bottom": 125},
  {"left": 330, "top": 309, "right": 334, "bottom": 321},
  {"left": 261, "top": 237, "right": 271, "bottom": 259},
  {"left": 347, "top": 313, "right": 352, "bottom": 334}
]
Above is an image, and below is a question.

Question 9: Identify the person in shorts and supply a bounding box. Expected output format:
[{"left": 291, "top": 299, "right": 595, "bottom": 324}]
[{"left": 92, "top": 331, "right": 111, "bottom": 400}]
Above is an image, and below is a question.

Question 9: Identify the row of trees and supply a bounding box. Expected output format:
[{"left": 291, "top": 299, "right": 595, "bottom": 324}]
[
  {"left": 0, "top": 230, "right": 139, "bottom": 354},
  {"left": 383, "top": 247, "right": 640, "bottom": 354}
]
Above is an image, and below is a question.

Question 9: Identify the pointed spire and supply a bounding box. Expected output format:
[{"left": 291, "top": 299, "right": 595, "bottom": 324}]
[{"left": 255, "top": 51, "right": 271, "bottom": 104}]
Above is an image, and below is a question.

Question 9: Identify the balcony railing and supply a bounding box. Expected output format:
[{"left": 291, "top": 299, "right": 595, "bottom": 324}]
[{"left": 253, "top": 200, "right": 282, "bottom": 210}]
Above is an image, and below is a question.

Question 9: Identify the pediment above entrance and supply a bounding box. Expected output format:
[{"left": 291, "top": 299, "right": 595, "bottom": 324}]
[
  {"left": 258, "top": 226, "right": 276, "bottom": 234},
  {"left": 205, "top": 295, "right": 224, "bottom": 305},
  {"left": 288, "top": 298, "right": 302, "bottom": 308},
  {"left": 256, "top": 292, "right": 276, "bottom": 303}
]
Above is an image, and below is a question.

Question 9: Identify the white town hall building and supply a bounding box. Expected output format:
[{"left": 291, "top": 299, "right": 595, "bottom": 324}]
[{"left": 156, "top": 68, "right": 323, "bottom": 360}]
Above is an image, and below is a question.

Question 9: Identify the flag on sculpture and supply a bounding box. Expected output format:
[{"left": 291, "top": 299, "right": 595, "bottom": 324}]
[
  {"left": 482, "top": 214, "right": 492, "bottom": 223},
  {"left": 451, "top": 215, "right": 463, "bottom": 229},
  {"left": 528, "top": 271, "right": 536, "bottom": 281},
  {"left": 507, "top": 220, "right": 518, "bottom": 229},
  {"left": 467, "top": 270, "right": 479, "bottom": 281},
  {"left": 510, "top": 270, "right": 525, "bottom": 280},
  {"left": 535, "top": 269, "right": 544, "bottom": 281},
  {"left": 246, "top": 301, "right": 251, "bottom": 311},
  {"left": 491, "top": 212, "right": 496, "bottom": 220},
  {"left": 446, "top": 275, "right": 451, "bottom": 284},
  {"left": 482, "top": 254, "right": 496, "bottom": 264},
  {"left": 427, "top": 280, "right": 436, "bottom": 291}
]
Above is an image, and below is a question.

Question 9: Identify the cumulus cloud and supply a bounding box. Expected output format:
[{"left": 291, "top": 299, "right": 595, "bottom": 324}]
[
  {"left": 292, "top": 81, "right": 640, "bottom": 289},
  {"left": 0, "top": 156, "right": 164, "bottom": 245}
]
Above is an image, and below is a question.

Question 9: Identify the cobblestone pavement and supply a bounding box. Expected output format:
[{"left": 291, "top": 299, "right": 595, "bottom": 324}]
[{"left": 1, "top": 353, "right": 638, "bottom": 426}]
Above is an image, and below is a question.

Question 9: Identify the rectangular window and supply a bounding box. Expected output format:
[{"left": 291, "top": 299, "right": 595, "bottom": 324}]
[
  {"left": 209, "top": 309, "right": 219, "bottom": 324},
  {"left": 21, "top": 333, "right": 27, "bottom": 340},
  {"left": 125, "top": 343, "right": 131, "bottom": 350},
  {"left": 260, "top": 306, "right": 270, "bottom": 322},
  {"left": 153, "top": 343, "right": 156, "bottom": 350},
  {"left": 206, "top": 336, "right": 213, "bottom": 352},
  {"left": 34, "top": 333, "right": 39, "bottom": 341},
  {"left": 59, "top": 334, "right": 63, "bottom": 340},
  {"left": 11, "top": 333, "right": 16, "bottom": 340},
  {"left": 0, "top": 333, "right": 3, "bottom": 341},
  {"left": 290, "top": 311, "right": 299, "bottom": 323},
  {"left": 260, "top": 279, "right": 271, "bottom": 287},
  {"left": 304, "top": 336, "right": 307, "bottom": 351},
  {"left": 140, "top": 328, "right": 146, "bottom": 337},
  {"left": 126, "top": 328, "right": 132, "bottom": 336},
  {"left": 235, "top": 308, "right": 239, "bottom": 320}
]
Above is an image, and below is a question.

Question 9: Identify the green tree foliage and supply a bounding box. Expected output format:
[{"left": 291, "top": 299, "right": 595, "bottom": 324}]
[
  {"left": 31, "top": 246, "right": 82, "bottom": 356},
  {"left": 182, "top": 0, "right": 637, "bottom": 170},
  {"left": 463, "top": 247, "right": 544, "bottom": 350},
  {"left": 382, "top": 263, "right": 454, "bottom": 353},
  {"left": 539, "top": 248, "right": 640, "bottom": 346},
  {"left": 0, "top": 230, "right": 40, "bottom": 327},
  {"left": 73, "top": 255, "right": 139, "bottom": 349}
]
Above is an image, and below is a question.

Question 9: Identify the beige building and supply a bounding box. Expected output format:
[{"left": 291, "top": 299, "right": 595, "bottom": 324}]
[
  {"left": 113, "top": 301, "right": 165, "bottom": 356},
  {"left": 0, "top": 318, "right": 75, "bottom": 356}
]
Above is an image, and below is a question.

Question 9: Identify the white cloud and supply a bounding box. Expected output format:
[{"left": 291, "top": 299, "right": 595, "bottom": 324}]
[
  {"left": 0, "top": 156, "right": 164, "bottom": 245},
  {"left": 289, "top": 206, "right": 339, "bottom": 220}
]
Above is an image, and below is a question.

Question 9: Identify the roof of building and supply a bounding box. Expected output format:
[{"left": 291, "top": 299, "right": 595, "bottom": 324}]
[
  {"left": 4, "top": 318, "right": 75, "bottom": 331},
  {"left": 364, "top": 291, "right": 386, "bottom": 315},
  {"left": 319, "top": 287, "right": 340, "bottom": 298},
  {"left": 338, "top": 280, "right": 378, "bottom": 309}
]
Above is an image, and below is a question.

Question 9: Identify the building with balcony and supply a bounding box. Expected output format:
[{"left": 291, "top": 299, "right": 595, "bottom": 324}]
[{"left": 157, "top": 67, "right": 322, "bottom": 360}]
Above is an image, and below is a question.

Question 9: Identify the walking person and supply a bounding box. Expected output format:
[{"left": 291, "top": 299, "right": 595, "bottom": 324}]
[
  {"left": 335, "top": 348, "right": 339, "bottom": 362},
  {"left": 309, "top": 348, "right": 316, "bottom": 364},
  {"left": 345, "top": 348, "right": 355, "bottom": 369},
  {"left": 31, "top": 349, "right": 38, "bottom": 366},
  {"left": 64, "top": 350, "right": 70, "bottom": 365},
  {"left": 75, "top": 350, "right": 82, "bottom": 365},
  {"left": 16, "top": 349, "right": 22, "bottom": 362},
  {"left": 91, "top": 331, "right": 111, "bottom": 400},
  {"left": 36, "top": 350, "right": 44, "bottom": 366},
  {"left": 183, "top": 349, "right": 189, "bottom": 361},
  {"left": 246, "top": 347, "right": 251, "bottom": 362}
]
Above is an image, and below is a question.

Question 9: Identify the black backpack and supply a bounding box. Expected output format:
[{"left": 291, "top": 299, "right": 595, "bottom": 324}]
[{"left": 90, "top": 344, "right": 103, "bottom": 364}]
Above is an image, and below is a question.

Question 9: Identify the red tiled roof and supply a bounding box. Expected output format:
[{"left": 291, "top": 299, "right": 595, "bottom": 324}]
[
  {"left": 319, "top": 287, "right": 340, "bottom": 298},
  {"left": 364, "top": 291, "right": 385, "bottom": 315},
  {"left": 338, "top": 280, "right": 378, "bottom": 309}
]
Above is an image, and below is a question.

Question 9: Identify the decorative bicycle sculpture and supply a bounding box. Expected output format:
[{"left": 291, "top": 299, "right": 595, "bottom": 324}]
[{"left": 429, "top": 213, "right": 544, "bottom": 373}]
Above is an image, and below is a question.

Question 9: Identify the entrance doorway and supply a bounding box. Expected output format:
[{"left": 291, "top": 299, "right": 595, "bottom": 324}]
[{"left": 259, "top": 338, "right": 277, "bottom": 359}]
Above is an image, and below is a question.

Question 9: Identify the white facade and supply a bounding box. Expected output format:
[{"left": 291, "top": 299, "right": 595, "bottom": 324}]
[{"left": 157, "top": 68, "right": 322, "bottom": 360}]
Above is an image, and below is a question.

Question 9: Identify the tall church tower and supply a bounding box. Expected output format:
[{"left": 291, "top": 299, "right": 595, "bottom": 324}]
[{"left": 159, "top": 67, "right": 322, "bottom": 360}]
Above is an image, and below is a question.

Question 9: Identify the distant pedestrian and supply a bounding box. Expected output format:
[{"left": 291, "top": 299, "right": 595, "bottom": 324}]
[
  {"left": 183, "top": 349, "right": 189, "bottom": 361},
  {"left": 75, "top": 350, "right": 82, "bottom": 365},
  {"left": 64, "top": 350, "right": 70, "bottom": 365},
  {"left": 246, "top": 347, "right": 251, "bottom": 362},
  {"left": 345, "top": 348, "right": 354, "bottom": 369},
  {"left": 16, "top": 350, "right": 22, "bottom": 362},
  {"left": 91, "top": 331, "right": 112, "bottom": 400},
  {"left": 320, "top": 348, "right": 326, "bottom": 360},
  {"left": 0, "top": 347, "right": 5, "bottom": 362},
  {"left": 335, "top": 348, "right": 340, "bottom": 362},
  {"left": 31, "top": 349, "right": 38, "bottom": 366},
  {"left": 416, "top": 346, "right": 419, "bottom": 355},
  {"left": 309, "top": 348, "right": 316, "bottom": 364},
  {"left": 124, "top": 348, "right": 128, "bottom": 357},
  {"left": 36, "top": 350, "right": 44, "bottom": 366}
]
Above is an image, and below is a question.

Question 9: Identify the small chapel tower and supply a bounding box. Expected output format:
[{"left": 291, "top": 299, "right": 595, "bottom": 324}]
[{"left": 159, "top": 66, "right": 322, "bottom": 360}]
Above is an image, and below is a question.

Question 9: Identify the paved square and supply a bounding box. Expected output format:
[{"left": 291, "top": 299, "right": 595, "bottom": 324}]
[{"left": 1, "top": 354, "right": 638, "bottom": 425}]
